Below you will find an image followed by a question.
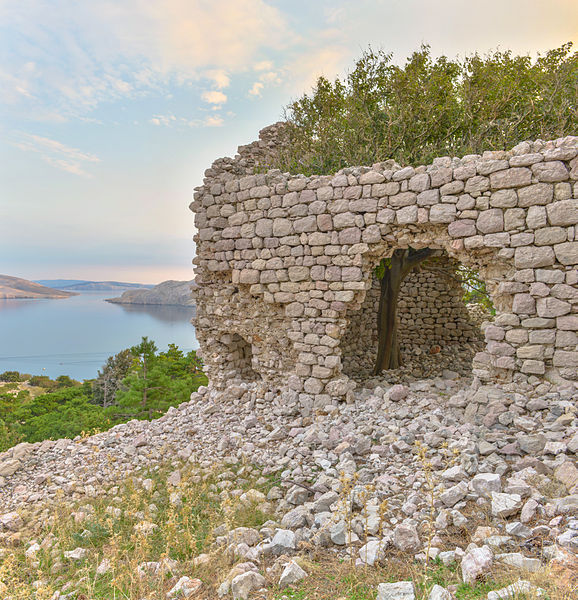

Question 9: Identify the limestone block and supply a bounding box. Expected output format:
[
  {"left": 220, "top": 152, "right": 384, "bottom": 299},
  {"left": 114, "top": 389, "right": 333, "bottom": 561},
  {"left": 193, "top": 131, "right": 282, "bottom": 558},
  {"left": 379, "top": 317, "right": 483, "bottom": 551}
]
[
  {"left": 362, "top": 225, "right": 381, "bottom": 243},
  {"left": 490, "top": 168, "right": 531, "bottom": 189},
  {"left": 516, "top": 345, "right": 544, "bottom": 360},
  {"left": 557, "top": 315, "right": 578, "bottom": 330},
  {"left": 535, "top": 268, "right": 564, "bottom": 283},
  {"left": 491, "top": 189, "right": 518, "bottom": 208},
  {"left": 536, "top": 297, "right": 571, "bottom": 318},
  {"left": 534, "top": 227, "right": 567, "bottom": 246},
  {"left": 373, "top": 209, "right": 395, "bottom": 226},
  {"left": 373, "top": 182, "right": 400, "bottom": 196},
  {"left": 518, "top": 183, "right": 553, "bottom": 207},
  {"left": 430, "top": 204, "right": 456, "bottom": 223},
  {"left": 440, "top": 180, "right": 464, "bottom": 195},
  {"left": 554, "top": 242, "right": 578, "bottom": 265},
  {"left": 390, "top": 192, "right": 417, "bottom": 207},
  {"left": 504, "top": 208, "right": 526, "bottom": 230},
  {"left": 512, "top": 294, "right": 536, "bottom": 315},
  {"left": 397, "top": 206, "right": 418, "bottom": 224},
  {"left": 448, "top": 220, "right": 476, "bottom": 237},
  {"left": 553, "top": 350, "right": 578, "bottom": 367},
  {"left": 255, "top": 219, "right": 273, "bottom": 237},
  {"left": 288, "top": 266, "right": 310, "bottom": 282},
  {"left": 239, "top": 269, "right": 260, "bottom": 284},
  {"left": 521, "top": 360, "right": 545, "bottom": 374},
  {"left": 457, "top": 194, "right": 476, "bottom": 210},
  {"left": 338, "top": 228, "right": 362, "bottom": 245},
  {"left": 529, "top": 329, "right": 555, "bottom": 344},
  {"left": 547, "top": 199, "right": 578, "bottom": 226},
  {"left": 350, "top": 198, "right": 378, "bottom": 212},
  {"left": 417, "top": 189, "right": 440, "bottom": 206},
  {"left": 316, "top": 186, "right": 334, "bottom": 201},
  {"left": 514, "top": 246, "right": 555, "bottom": 269},
  {"left": 531, "top": 161, "right": 569, "bottom": 182},
  {"left": 476, "top": 209, "right": 503, "bottom": 233},
  {"left": 408, "top": 173, "right": 429, "bottom": 191},
  {"left": 526, "top": 205, "right": 547, "bottom": 229},
  {"left": 293, "top": 216, "right": 317, "bottom": 233},
  {"left": 505, "top": 329, "right": 528, "bottom": 344},
  {"left": 359, "top": 170, "right": 385, "bottom": 185},
  {"left": 465, "top": 175, "right": 489, "bottom": 193}
]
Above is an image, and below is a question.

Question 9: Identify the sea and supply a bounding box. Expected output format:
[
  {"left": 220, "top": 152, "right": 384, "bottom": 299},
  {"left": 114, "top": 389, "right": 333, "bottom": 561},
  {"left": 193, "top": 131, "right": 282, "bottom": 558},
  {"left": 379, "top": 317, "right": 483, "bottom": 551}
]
[{"left": 0, "top": 292, "right": 198, "bottom": 381}]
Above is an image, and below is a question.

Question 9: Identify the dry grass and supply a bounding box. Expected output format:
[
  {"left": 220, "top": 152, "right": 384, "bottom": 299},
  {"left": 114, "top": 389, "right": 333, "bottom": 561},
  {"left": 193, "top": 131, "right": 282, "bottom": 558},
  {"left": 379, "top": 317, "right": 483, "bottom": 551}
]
[
  {"left": 0, "top": 461, "right": 277, "bottom": 599},
  {"left": 1, "top": 456, "right": 576, "bottom": 600}
]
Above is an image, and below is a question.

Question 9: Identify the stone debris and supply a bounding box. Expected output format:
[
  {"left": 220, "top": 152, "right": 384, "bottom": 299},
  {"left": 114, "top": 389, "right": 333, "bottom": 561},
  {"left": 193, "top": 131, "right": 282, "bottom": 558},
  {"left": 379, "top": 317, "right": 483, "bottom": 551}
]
[
  {"left": 377, "top": 581, "right": 416, "bottom": 600},
  {"left": 428, "top": 584, "right": 452, "bottom": 600},
  {"left": 461, "top": 545, "right": 494, "bottom": 584},
  {"left": 166, "top": 576, "right": 202, "bottom": 599},
  {"left": 486, "top": 579, "right": 545, "bottom": 600},
  {"left": 278, "top": 560, "right": 308, "bottom": 587}
]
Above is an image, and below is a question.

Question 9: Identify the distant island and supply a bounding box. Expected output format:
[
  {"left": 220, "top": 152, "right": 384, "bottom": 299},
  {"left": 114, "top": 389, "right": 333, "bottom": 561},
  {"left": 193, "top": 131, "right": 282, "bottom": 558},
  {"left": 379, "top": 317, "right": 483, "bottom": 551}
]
[
  {"left": 106, "top": 280, "right": 196, "bottom": 307},
  {"left": 0, "top": 274, "right": 77, "bottom": 299},
  {"left": 36, "top": 279, "right": 154, "bottom": 292}
]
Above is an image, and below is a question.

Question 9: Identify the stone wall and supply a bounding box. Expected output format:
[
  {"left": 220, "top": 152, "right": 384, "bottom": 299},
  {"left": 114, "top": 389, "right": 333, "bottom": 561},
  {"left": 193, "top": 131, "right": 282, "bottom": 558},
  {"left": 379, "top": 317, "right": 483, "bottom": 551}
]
[
  {"left": 341, "top": 256, "right": 481, "bottom": 380},
  {"left": 191, "top": 126, "right": 578, "bottom": 404}
]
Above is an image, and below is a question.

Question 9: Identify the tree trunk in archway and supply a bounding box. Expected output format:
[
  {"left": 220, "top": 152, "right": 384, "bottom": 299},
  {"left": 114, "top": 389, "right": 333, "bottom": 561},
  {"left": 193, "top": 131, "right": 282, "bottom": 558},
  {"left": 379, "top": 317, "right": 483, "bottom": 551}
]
[{"left": 374, "top": 248, "right": 435, "bottom": 374}]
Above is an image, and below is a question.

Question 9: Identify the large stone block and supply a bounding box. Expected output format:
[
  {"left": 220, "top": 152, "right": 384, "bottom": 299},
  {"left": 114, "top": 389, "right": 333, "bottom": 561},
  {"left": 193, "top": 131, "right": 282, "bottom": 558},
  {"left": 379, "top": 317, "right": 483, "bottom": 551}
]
[
  {"left": 517, "top": 183, "right": 553, "bottom": 207},
  {"left": 514, "top": 246, "right": 555, "bottom": 269},
  {"left": 554, "top": 242, "right": 578, "bottom": 265},
  {"left": 547, "top": 199, "right": 578, "bottom": 226},
  {"left": 430, "top": 204, "right": 456, "bottom": 223},
  {"left": 490, "top": 168, "right": 531, "bottom": 189},
  {"left": 476, "top": 209, "right": 504, "bottom": 233}
]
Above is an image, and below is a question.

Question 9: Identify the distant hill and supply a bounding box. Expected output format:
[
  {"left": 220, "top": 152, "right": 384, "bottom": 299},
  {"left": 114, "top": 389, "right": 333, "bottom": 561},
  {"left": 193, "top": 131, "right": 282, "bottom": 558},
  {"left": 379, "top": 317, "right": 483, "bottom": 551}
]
[
  {"left": 0, "top": 275, "right": 77, "bottom": 299},
  {"left": 107, "top": 280, "right": 196, "bottom": 307},
  {"left": 36, "top": 279, "right": 154, "bottom": 291}
]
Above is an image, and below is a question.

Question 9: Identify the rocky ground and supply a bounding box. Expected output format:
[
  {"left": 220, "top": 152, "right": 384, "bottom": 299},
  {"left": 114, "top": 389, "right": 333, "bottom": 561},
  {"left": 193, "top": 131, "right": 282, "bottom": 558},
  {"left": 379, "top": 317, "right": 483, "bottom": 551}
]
[{"left": 1, "top": 373, "right": 577, "bottom": 599}]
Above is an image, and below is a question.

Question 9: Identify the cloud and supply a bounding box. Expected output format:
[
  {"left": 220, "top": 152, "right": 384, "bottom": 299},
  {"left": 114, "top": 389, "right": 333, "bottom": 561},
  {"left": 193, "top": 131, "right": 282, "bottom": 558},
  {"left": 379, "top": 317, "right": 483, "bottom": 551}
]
[
  {"left": 204, "top": 115, "right": 224, "bottom": 127},
  {"left": 0, "top": 0, "right": 292, "bottom": 118},
  {"left": 149, "top": 113, "right": 224, "bottom": 128},
  {"left": 201, "top": 90, "right": 228, "bottom": 105},
  {"left": 248, "top": 82, "right": 264, "bottom": 97},
  {"left": 248, "top": 64, "right": 283, "bottom": 98},
  {"left": 254, "top": 60, "right": 274, "bottom": 71},
  {"left": 13, "top": 133, "right": 100, "bottom": 176},
  {"left": 204, "top": 69, "right": 230, "bottom": 89},
  {"left": 150, "top": 114, "right": 177, "bottom": 127}
]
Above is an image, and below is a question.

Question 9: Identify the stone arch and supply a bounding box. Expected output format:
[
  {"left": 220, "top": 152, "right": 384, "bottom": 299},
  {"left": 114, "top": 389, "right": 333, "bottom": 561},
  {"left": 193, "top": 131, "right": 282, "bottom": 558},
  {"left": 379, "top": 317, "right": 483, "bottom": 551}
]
[{"left": 335, "top": 223, "right": 515, "bottom": 385}]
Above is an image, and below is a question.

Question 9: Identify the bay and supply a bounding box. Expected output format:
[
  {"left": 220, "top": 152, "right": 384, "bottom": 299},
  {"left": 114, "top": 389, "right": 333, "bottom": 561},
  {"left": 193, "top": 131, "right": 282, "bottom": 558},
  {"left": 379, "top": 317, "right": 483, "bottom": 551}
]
[{"left": 0, "top": 292, "right": 197, "bottom": 381}]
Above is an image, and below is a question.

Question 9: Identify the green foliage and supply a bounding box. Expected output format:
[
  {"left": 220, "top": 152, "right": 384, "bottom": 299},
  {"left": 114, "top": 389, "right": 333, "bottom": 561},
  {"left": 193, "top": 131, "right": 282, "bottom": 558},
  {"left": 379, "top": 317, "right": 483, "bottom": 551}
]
[
  {"left": 458, "top": 265, "right": 495, "bottom": 314},
  {"left": 112, "top": 340, "right": 207, "bottom": 421},
  {"left": 0, "top": 339, "right": 208, "bottom": 449},
  {"left": 92, "top": 348, "right": 133, "bottom": 407},
  {"left": 9, "top": 387, "right": 111, "bottom": 443},
  {"left": 274, "top": 43, "right": 577, "bottom": 175},
  {"left": 0, "top": 371, "right": 24, "bottom": 382},
  {"left": 28, "top": 375, "right": 58, "bottom": 390}
]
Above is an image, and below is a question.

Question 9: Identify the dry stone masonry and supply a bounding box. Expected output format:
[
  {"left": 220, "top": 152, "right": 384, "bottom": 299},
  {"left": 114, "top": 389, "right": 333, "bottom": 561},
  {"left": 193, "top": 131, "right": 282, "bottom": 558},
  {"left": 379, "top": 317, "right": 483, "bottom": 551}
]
[
  {"left": 191, "top": 125, "right": 578, "bottom": 404},
  {"left": 341, "top": 259, "right": 482, "bottom": 382}
]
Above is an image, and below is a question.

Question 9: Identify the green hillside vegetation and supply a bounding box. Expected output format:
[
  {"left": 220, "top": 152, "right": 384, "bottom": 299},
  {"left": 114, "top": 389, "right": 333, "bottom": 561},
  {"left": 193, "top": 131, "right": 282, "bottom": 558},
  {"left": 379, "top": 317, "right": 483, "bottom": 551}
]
[
  {"left": 0, "top": 338, "right": 207, "bottom": 451},
  {"left": 273, "top": 43, "right": 577, "bottom": 176}
]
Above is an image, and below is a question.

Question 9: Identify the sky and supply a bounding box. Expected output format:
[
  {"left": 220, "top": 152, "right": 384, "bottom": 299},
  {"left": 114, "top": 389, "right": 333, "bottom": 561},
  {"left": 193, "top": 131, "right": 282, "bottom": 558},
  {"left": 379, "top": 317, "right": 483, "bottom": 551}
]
[{"left": 1, "top": 0, "right": 576, "bottom": 284}]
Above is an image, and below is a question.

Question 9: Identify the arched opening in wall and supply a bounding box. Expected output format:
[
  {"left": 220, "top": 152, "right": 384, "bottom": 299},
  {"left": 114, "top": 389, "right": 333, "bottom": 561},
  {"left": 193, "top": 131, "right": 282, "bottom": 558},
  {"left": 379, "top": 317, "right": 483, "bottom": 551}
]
[
  {"left": 341, "top": 249, "right": 489, "bottom": 385},
  {"left": 221, "top": 333, "right": 262, "bottom": 383}
]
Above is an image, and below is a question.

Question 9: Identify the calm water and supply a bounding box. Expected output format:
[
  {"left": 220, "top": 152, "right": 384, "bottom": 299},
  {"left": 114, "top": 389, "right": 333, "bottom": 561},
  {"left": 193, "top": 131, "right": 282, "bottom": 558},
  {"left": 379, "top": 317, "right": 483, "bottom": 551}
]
[{"left": 0, "top": 292, "right": 197, "bottom": 381}]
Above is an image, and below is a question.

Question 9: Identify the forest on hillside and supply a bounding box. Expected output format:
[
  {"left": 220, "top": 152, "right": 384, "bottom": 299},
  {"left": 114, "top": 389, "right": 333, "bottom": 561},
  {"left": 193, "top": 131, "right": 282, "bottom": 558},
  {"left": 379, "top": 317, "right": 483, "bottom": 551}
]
[{"left": 0, "top": 339, "right": 207, "bottom": 451}]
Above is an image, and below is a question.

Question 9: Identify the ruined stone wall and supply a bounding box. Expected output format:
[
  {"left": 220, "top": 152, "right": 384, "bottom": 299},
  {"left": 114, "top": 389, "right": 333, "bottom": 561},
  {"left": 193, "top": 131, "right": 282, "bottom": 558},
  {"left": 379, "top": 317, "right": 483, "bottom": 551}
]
[
  {"left": 341, "top": 257, "right": 481, "bottom": 379},
  {"left": 191, "top": 126, "right": 578, "bottom": 404}
]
